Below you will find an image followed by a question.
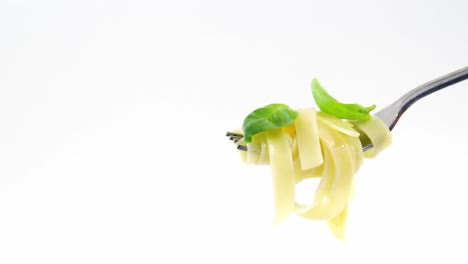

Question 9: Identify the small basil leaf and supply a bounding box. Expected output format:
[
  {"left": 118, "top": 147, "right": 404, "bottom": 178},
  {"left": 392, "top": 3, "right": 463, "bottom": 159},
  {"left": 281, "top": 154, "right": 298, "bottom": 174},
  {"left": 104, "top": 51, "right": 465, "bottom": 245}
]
[
  {"left": 311, "top": 79, "right": 376, "bottom": 120},
  {"left": 242, "top": 103, "right": 298, "bottom": 143}
]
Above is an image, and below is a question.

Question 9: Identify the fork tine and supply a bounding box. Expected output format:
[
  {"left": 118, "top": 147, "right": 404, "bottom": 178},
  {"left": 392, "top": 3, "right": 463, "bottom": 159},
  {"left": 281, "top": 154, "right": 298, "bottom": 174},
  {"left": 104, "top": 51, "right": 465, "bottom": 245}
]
[
  {"left": 226, "top": 131, "right": 244, "bottom": 138},
  {"left": 237, "top": 145, "right": 247, "bottom": 151},
  {"left": 227, "top": 131, "right": 247, "bottom": 151},
  {"left": 229, "top": 136, "right": 243, "bottom": 142}
]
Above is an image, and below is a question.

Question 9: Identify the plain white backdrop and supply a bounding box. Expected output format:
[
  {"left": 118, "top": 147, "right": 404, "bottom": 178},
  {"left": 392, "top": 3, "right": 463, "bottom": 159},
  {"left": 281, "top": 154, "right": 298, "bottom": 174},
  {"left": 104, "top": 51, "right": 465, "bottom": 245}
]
[{"left": 1, "top": 0, "right": 468, "bottom": 263}]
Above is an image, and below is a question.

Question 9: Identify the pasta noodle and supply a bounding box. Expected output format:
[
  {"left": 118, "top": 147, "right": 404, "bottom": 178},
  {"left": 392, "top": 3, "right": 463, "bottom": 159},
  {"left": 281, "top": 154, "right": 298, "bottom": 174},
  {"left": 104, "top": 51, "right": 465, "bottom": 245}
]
[
  {"left": 239, "top": 108, "right": 391, "bottom": 239},
  {"left": 295, "top": 109, "right": 322, "bottom": 170},
  {"left": 265, "top": 129, "right": 296, "bottom": 224}
]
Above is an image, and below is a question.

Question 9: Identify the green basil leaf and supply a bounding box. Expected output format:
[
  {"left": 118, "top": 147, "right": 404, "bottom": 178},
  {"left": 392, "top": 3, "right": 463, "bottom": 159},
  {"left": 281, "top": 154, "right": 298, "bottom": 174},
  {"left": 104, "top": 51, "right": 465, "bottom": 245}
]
[
  {"left": 242, "top": 103, "right": 298, "bottom": 143},
  {"left": 311, "top": 79, "right": 376, "bottom": 120}
]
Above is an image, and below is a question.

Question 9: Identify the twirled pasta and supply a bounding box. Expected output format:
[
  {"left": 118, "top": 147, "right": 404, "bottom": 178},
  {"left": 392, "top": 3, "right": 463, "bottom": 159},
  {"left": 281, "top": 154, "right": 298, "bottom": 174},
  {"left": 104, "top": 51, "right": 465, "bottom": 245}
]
[{"left": 239, "top": 108, "right": 391, "bottom": 239}]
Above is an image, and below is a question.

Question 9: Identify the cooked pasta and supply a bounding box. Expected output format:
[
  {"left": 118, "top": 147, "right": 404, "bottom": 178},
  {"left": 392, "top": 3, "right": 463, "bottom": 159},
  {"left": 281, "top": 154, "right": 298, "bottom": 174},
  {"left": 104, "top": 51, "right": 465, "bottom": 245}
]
[{"left": 238, "top": 108, "right": 391, "bottom": 239}]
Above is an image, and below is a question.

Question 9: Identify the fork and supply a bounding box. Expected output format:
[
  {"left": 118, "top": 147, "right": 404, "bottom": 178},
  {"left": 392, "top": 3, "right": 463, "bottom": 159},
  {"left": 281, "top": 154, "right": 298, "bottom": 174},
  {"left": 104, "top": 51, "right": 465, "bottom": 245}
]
[{"left": 227, "top": 66, "right": 468, "bottom": 152}]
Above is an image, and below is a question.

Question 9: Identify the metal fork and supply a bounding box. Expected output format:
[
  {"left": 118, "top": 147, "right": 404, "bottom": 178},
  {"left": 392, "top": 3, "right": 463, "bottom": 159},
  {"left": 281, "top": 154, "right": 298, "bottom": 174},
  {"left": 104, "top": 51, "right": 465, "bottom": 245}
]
[{"left": 227, "top": 66, "right": 468, "bottom": 152}]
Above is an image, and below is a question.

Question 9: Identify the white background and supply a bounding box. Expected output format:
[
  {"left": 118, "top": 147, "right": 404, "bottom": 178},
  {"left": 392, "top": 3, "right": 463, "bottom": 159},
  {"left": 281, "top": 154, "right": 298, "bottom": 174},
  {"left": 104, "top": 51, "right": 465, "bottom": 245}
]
[{"left": 1, "top": 0, "right": 468, "bottom": 263}]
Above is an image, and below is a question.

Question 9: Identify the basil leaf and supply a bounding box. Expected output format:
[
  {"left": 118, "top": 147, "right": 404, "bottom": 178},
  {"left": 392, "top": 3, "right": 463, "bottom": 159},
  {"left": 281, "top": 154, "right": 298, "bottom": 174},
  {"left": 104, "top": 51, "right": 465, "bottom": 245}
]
[
  {"left": 242, "top": 103, "right": 299, "bottom": 143},
  {"left": 311, "top": 79, "right": 376, "bottom": 120}
]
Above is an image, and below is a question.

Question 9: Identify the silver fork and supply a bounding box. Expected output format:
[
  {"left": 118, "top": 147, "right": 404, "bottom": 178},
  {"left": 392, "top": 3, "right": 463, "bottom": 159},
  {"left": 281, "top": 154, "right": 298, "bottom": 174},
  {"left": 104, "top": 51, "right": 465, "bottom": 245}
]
[{"left": 227, "top": 66, "right": 468, "bottom": 152}]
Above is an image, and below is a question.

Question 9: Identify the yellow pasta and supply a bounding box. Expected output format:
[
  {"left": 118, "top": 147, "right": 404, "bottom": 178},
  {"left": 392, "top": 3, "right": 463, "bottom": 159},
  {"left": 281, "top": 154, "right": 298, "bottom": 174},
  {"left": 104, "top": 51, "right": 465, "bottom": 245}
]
[
  {"left": 264, "top": 129, "right": 296, "bottom": 225},
  {"left": 240, "top": 108, "right": 391, "bottom": 238},
  {"left": 295, "top": 108, "right": 323, "bottom": 170},
  {"left": 352, "top": 116, "right": 392, "bottom": 159},
  {"left": 296, "top": 124, "right": 355, "bottom": 220}
]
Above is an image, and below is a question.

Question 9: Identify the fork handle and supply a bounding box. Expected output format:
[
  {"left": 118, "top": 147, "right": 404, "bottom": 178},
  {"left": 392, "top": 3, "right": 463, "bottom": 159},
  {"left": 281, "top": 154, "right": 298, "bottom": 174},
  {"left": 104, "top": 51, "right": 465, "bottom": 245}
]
[{"left": 376, "top": 66, "right": 468, "bottom": 130}]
